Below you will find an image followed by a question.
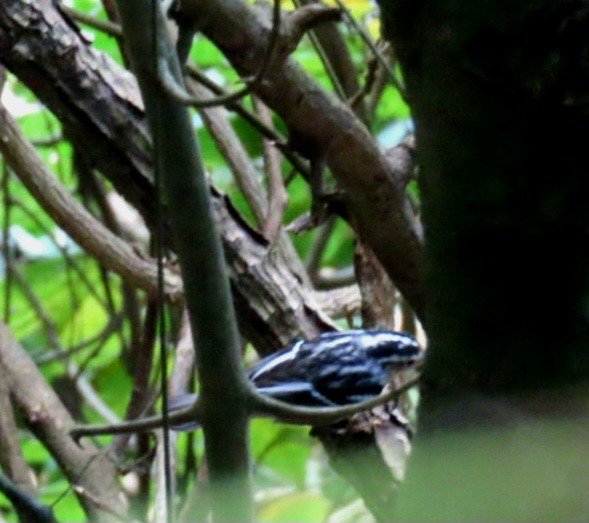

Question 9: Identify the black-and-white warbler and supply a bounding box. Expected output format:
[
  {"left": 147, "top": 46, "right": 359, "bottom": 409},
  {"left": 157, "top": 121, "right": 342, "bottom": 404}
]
[{"left": 168, "top": 329, "right": 423, "bottom": 430}]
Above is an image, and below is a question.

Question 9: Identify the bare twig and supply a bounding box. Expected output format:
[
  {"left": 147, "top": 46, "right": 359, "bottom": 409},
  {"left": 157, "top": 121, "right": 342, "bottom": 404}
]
[
  {"left": 111, "top": 299, "right": 157, "bottom": 458},
  {"left": 191, "top": 81, "right": 268, "bottom": 222},
  {"left": 2, "top": 162, "right": 13, "bottom": 325},
  {"left": 348, "top": 51, "right": 380, "bottom": 110},
  {"left": 0, "top": 359, "right": 37, "bottom": 509},
  {"left": 70, "top": 377, "right": 420, "bottom": 438},
  {"left": 34, "top": 314, "right": 123, "bottom": 364},
  {"left": 8, "top": 264, "right": 61, "bottom": 351},
  {"left": 75, "top": 156, "right": 118, "bottom": 315},
  {"left": 247, "top": 376, "right": 421, "bottom": 426},
  {"left": 186, "top": 66, "right": 311, "bottom": 180},
  {"left": 9, "top": 196, "right": 109, "bottom": 310},
  {"left": 291, "top": 0, "right": 345, "bottom": 100},
  {"left": 61, "top": 5, "right": 122, "bottom": 37},
  {"left": 367, "top": 58, "right": 390, "bottom": 118},
  {"left": 305, "top": 216, "right": 336, "bottom": 282},
  {"left": 7, "top": 269, "right": 124, "bottom": 425},
  {"left": 254, "top": 97, "right": 289, "bottom": 241},
  {"left": 332, "top": 0, "right": 405, "bottom": 98}
]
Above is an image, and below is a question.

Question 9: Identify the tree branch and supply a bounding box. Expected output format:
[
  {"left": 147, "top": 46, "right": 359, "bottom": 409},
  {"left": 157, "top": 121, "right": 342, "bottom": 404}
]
[
  {"left": 0, "top": 0, "right": 333, "bottom": 353},
  {"left": 0, "top": 471, "right": 58, "bottom": 523},
  {"left": 70, "top": 378, "right": 421, "bottom": 438},
  {"left": 0, "top": 321, "right": 128, "bottom": 521},
  {"left": 180, "top": 0, "right": 425, "bottom": 318},
  {"left": 0, "top": 105, "right": 184, "bottom": 302},
  {"left": 0, "top": 359, "right": 38, "bottom": 523}
]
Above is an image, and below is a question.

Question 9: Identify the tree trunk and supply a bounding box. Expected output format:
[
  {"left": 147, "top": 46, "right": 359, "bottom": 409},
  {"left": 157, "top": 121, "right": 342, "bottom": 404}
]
[
  {"left": 378, "top": 0, "right": 589, "bottom": 393},
  {"left": 377, "top": 1, "right": 589, "bottom": 518}
]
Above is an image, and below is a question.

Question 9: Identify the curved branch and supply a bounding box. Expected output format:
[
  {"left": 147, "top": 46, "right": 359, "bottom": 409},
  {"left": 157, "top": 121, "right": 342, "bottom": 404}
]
[
  {"left": 156, "top": 0, "right": 283, "bottom": 108},
  {"left": 246, "top": 377, "right": 420, "bottom": 426},
  {"left": 70, "top": 405, "right": 199, "bottom": 440},
  {"left": 0, "top": 321, "right": 127, "bottom": 521},
  {"left": 180, "top": 0, "right": 426, "bottom": 318},
  {"left": 70, "top": 378, "right": 420, "bottom": 438},
  {"left": 0, "top": 105, "right": 184, "bottom": 302},
  {"left": 0, "top": 0, "right": 332, "bottom": 353}
]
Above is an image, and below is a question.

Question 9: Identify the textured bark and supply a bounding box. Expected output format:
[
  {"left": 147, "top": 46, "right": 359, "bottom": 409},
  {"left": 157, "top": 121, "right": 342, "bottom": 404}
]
[{"left": 212, "top": 191, "right": 335, "bottom": 354}]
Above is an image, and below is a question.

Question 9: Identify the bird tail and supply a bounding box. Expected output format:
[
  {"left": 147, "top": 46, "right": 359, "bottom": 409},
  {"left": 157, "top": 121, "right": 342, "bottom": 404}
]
[{"left": 167, "top": 393, "right": 200, "bottom": 431}]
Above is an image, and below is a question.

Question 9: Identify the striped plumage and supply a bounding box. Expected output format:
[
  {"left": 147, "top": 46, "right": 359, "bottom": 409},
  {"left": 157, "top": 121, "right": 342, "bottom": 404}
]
[{"left": 248, "top": 329, "right": 422, "bottom": 407}]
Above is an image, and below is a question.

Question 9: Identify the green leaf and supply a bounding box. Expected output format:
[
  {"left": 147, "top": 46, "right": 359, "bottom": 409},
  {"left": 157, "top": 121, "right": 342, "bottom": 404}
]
[
  {"left": 258, "top": 491, "right": 331, "bottom": 523},
  {"left": 252, "top": 419, "right": 312, "bottom": 488}
]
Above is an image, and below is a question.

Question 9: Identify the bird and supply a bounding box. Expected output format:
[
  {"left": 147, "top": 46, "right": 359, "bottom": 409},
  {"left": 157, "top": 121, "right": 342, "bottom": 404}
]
[{"left": 167, "top": 329, "right": 423, "bottom": 430}]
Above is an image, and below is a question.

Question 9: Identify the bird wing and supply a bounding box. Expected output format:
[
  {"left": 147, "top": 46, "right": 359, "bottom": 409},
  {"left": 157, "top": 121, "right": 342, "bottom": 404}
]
[{"left": 256, "top": 382, "right": 337, "bottom": 407}]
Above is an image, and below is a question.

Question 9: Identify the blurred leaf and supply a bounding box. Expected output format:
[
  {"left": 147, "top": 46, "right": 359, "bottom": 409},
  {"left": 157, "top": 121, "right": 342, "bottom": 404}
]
[
  {"left": 321, "top": 218, "right": 355, "bottom": 268},
  {"left": 375, "top": 85, "right": 411, "bottom": 125},
  {"left": 59, "top": 284, "right": 110, "bottom": 347},
  {"left": 396, "top": 419, "right": 589, "bottom": 521},
  {"left": 88, "top": 358, "right": 132, "bottom": 420},
  {"left": 252, "top": 419, "right": 312, "bottom": 488},
  {"left": 20, "top": 437, "right": 50, "bottom": 467},
  {"left": 258, "top": 491, "right": 331, "bottom": 523},
  {"left": 40, "top": 478, "right": 85, "bottom": 523}
]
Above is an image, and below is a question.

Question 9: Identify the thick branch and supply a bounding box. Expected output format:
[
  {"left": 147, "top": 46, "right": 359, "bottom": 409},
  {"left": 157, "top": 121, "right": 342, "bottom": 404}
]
[
  {"left": 0, "top": 359, "right": 38, "bottom": 523},
  {"left": 0, "top": 321, "right": 127, "bottom": 522}
]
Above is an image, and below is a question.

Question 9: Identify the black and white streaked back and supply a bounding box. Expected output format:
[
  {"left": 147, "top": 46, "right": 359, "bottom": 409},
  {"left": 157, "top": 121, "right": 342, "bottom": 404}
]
[
  {"left": 168, "top": 329, "right": 424, "bottom": 428},
  {"left": 248, "top": 329, "right": 423, "bottom": 407}
]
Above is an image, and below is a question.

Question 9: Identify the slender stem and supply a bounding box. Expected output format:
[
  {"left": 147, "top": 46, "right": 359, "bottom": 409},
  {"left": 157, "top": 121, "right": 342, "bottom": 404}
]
[
  {"left": 151, "top": 4, "right": 173, "bottom": 521},
  {"left": 114, "top": 0, "right": 253, "bottom": 520},
  {"left": 246, "top": 377, "right": 420, "bottom": 425},
  {"left": 154, "top": 0, "right": 282, "bottom": 109},
  {"left": 2, "top": 162, "right": 12, "bottom": 324},
  {"left": 0, "top": 471, "right": 58, "bottom": 523},
  {"left": 70, "top": 378, "right": 420, "bottom": 438},
  {"left": 61, "top": 6, "right": 122, "bottom": 37}
]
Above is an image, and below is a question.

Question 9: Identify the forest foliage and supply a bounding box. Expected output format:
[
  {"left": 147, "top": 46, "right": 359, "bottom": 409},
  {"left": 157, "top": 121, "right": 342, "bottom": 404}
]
[{"left": 0, "top": 0, "right": 415, "bottom": 521}]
